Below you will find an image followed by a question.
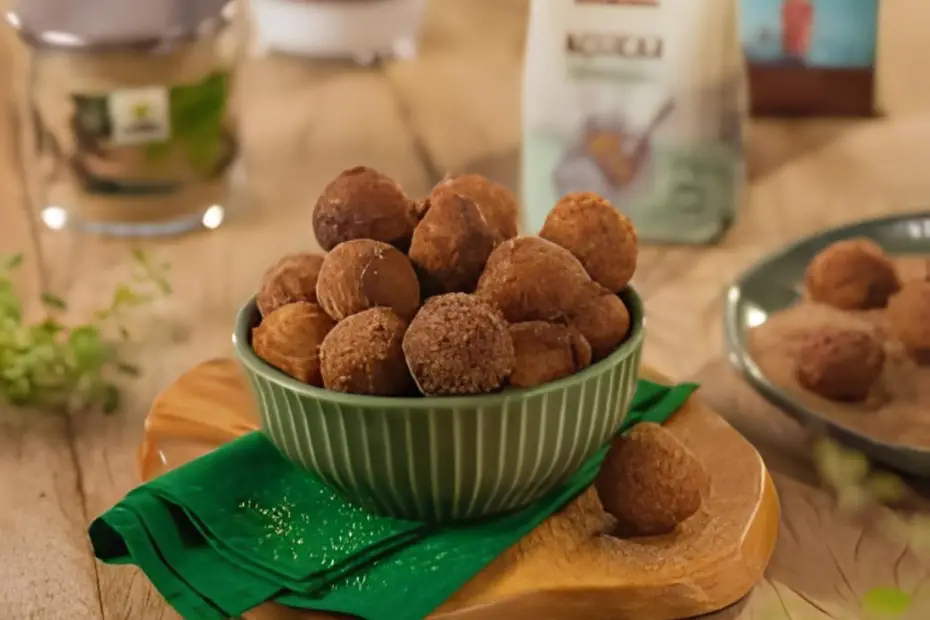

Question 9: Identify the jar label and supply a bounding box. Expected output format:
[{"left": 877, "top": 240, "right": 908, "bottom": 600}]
[
  {"left": 107, "top": 87, "right": 172, "bottom": 145},
  {"left": 40, "top": 72, "right": 237, "bottom": 197}
]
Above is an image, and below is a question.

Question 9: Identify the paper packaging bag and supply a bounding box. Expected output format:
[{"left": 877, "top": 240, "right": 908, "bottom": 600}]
[
  {"left": 740, "top": 0, "right": 879, "bottom": 117},
  {"left": 521, "top": 0, "right": 746, "bottom": 245}
]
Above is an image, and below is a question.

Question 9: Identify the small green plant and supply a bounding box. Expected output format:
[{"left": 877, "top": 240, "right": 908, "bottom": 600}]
[{"left": 0, "top": 250, "right": 170, "bottom": 414}]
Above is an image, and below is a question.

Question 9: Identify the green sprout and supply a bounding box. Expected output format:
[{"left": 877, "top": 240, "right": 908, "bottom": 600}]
[{"left": 0, "top": 250, "right": 170, "bottom": 414}]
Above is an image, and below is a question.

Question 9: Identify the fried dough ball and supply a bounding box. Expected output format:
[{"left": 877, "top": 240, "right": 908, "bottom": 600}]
[
  {"left": 256, "top": 252, "right": 325, "bottom": 317},
  {"left": 508, "top": 322, "right": 592, "bottom": 388},
  {"left": 402, "top": 294, "right": 515, "bottom": 395},
  {"left": 887, "top": 281, "right": 930, "bottom": 364},
  {"left": 252, "top": 302, "right": 335, "bottom": 386},
  {"left": 312, "top": 166, "right": 417, "bottom": 251},
  {"left": 569, "top": 282, "right": 631, "bottom": 361},
  {"left": 319, "top": 308, "right": 412, "bottom": 395},
  {"left": 427, "top": 174, "right": 519, "bottom": 241},
  {"left": 540, "top": 192, "right": 638, "bottom": 293},
  {"left": 796, "top": 327, "right": 885, "bottom": 401},
  {"left": 804, "top": 239, "right": 901, "bottom": 310},
  {"left": 315, "top": 239, "right": 420, "bottom": 322},
  {"left": 408, "top": 192, "right": 497, "bottom": 294},
  {"left": 596, "top": 422, "right": 709, "bottom": 537},
  {"left": 476, "top": 236, "right": 591, "bottom": 323}
]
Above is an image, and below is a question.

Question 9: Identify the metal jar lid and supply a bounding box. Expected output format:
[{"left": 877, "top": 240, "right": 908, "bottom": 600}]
[{"left": 6, "top": 0, "right": 235, "bottom": 52}]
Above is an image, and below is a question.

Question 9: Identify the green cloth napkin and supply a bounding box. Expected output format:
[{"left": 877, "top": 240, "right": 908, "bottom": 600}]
[{"left": 90, "top": 380, "right": 698, "bottom": 620}]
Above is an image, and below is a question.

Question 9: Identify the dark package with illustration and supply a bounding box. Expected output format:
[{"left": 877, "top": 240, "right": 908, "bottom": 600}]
[
  {"left": 521, "top": 0, "right": 745, "bottom": 245},
  {"left": 740, "top": 0, "right": 879, "bottom": 117}
]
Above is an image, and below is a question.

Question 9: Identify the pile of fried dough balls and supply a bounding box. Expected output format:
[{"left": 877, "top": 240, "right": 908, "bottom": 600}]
[
  {"left": 797, "top": 238, "right": 930, "bottom": 402},
  {"left": 251, "top": 166, "right": 709, "bottom": 538},
  {"left": 252, "top": 166, "right": 638, "bottom": 397}
]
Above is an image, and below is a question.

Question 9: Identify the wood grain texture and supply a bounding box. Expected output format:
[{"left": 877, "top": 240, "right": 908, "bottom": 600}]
[
  {"left": 2, "top": 0, "right": 930, "bottom": 617},
  {"left": 0, "top": 6, "right": 104, "bottom": 618},
  {"left": 694, "top": 360, "right": 930, "bottom": 620},
  {"left": 140, "top": 359, "right": 778, "bottom": 620}
]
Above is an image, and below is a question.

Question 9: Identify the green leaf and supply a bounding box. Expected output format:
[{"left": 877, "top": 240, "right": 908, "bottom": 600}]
[
  {"left": 131, "top": 248, "right": 148, "bottom": 265},
  {"left": 862, "top": 587, "right": 911, "bottom": 616},
  {"left": 101, "top": 384, "right": 120, "bottom": 414},
  {"left": 40, "top": 292, "right": 68, "bottom": 311},
  {"left": 68, "top": 325, "right": 106, "bottom": 369},
  {"left": 112, "top": 284, "right": 151, "bottom": 309},
  {"left": 4, "top": 253, "right": 24, "bottom": 269},
  {"left": 865, "top": 471, "right": 908, "bottom": 504}
]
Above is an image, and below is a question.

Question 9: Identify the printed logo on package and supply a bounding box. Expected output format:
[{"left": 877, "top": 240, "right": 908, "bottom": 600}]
[{"left": 107, "top": 87, "right": 172, "bottom": 146}]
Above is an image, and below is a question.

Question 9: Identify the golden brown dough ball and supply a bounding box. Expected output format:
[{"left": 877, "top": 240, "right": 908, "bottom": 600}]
[
  {"left": 804, "top": 239, "right": 901, "bottom": 310},
  {"left": 540, "top": 192, "right": 638, "bottom": 293},
  {"left": 315, "top": 239, "right": 421, "bottom": 322},
  {"left": 402, "top": 293, "right": 515, "bottom": 395},
  {"left": 887, "top": 281, "right": 930, "bottom": 364},
  {"left": 408, "top": 192, "right": 497, "bottom": 294},
  {"left": 508, "top": 322, "right": 592, "bottom": 389},
  {"left": 595, "top": 422, "right": 709, "bottom": 537},
  {"left": 796, "top": 327, "right": 885, "bottom": 401},
  {"left": 312, "top": 166, "right": 418, "bottom": 251},
  {"left": 256, "top": 252, "right": 325, "bottom": 317},
  {"left": 252, "top": 302, "right": 335, "bottom": 386},
  {"left": 475, "top": 236, "right": 591, "bottom": 323},
  {"left": 319, "top": 308, "right": 413, "bottom": 395},
  {"left": 569, "top": 282, "right": 631, "bottom": 361},
  {"left": 427, "top": 174, "right": 519, "bottom": 242}
]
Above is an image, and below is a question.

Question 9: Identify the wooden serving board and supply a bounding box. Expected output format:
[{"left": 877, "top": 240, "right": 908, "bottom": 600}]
[{"left": 139, "top": 359, "right": 780, "bottom": 620}]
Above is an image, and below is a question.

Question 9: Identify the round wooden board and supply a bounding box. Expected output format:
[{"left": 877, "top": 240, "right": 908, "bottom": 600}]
[{"left": 140, "top": 359, "right": 779, "bottom": 620}]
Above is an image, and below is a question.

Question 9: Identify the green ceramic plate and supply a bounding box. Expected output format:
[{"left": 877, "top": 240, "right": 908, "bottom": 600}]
[{"left": 725, "top": 212, "right": 930, "bottom": 476}]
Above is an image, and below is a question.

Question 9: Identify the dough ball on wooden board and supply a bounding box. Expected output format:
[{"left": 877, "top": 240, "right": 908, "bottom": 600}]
[
  {"left": 256, "top": 252, "right": 325, "bottom": 317},
  {"left": 312, "top": 166, "right": 418, "bottom": 251},
  {"left": 252, "top": 302, "right": 335, "bottom": 386},
  {"left": 887, "top": 280, "right": 930, "bottom": 364},
  {"left": 508, "top": 321, "right": 592, "bottom": 389},
  {"left": 408, "top": 191, "right": 497, "bottom": 295},
  {"left": 540, "top": 192, "right": 638, "bottom": 293},
  {"left": 425, "top": 174, "right": 519, "bottom": 242},
  {"left": 319, "top": 308, "right": 412, "bottom": 396},
  {"left": 804, "top": 238, "right": 901, "bottom": 310},
  {"left": 596, "top": 422, "right": 709, "bottom": 537},
  {"left": 569, "top": 282, "right": 631, "bottom": 361},
  {"left": 796, "top": 327, "right": 886, "bottom": 402},
  {"left": 476, "top": 236, "right": 591, "bottom": 323},
  {"left": 316, "top": 239, "right": 421, "bottom": 322},
  {"left": 402, "top": 293, "right": 515, "bottom": 395}
]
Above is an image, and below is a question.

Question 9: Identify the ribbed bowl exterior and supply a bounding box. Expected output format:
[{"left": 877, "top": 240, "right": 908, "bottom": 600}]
[{"left": 234, "top": 289, "right": 645, "bottom": 523}]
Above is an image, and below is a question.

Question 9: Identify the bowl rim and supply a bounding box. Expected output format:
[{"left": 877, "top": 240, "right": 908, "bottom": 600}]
[{"left": 233, "top": 286, "right": 646, "bottom": 409}]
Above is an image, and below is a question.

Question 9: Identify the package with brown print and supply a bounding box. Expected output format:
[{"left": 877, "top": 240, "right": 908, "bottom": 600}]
[
  {"left": 740, "top": 0, "right": 880, "bottom": 116},
  {"left": 522, "top": 0, "right": 746, "bottom": 245}
]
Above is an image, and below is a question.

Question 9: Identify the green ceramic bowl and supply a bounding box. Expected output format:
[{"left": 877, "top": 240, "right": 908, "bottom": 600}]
[{"left": 233, "top": 288, "right": 645, "bottom": 523}]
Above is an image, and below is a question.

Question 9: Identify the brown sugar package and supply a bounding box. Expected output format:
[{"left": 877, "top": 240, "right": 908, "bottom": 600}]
[
  {"left": 740, "top": 0, "right": 880, "bottom": 116},
  {"left": 522, "top": 0, "right": 746, "bottom": 244}
]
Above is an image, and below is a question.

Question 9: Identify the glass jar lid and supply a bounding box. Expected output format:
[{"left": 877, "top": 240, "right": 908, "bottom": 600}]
[{"left": 6, "top": 0, "right": 235, "bottom": 52}]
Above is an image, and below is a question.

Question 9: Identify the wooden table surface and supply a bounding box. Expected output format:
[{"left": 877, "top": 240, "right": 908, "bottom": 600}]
[{"left": 1, "top": 1, "right": 930, "bottom": 618}]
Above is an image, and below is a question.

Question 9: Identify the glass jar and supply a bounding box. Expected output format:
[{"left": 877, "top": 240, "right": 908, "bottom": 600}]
[
  {"left": 8, "top": 0, "right": 245, "bottom": 236},
  {"left": 250, "top": 0, "right": 427, "bottom": 64}
]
